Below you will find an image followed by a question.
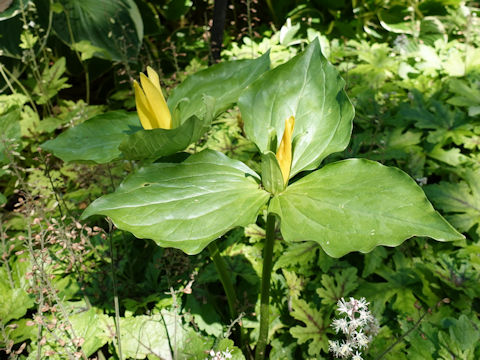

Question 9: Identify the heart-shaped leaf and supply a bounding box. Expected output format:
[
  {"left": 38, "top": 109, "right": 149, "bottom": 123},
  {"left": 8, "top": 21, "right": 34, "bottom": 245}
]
[
  {"left": 238, "top": 38, "right": 354, "bottom": 180},
  {"left": 82, "top": 150, "right": 270, "bottom": 254},
  {"left": 168, "top": 52, "right": 270, "bottom": 123},
  {"left": 41, "top": 111, "right": 140, "bottom": 164},
  {"left": 269, "top": 158, "right": 464, "bottom": 258}
]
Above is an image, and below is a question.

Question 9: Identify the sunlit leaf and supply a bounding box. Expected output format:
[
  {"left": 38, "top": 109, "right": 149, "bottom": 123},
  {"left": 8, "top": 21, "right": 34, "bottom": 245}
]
[
  {"left": 82, "top": 150, "right": 269, "bottom": 254},
  {"left": 270, "top": 159, "right": 464, "bottom": 258},
  {"left": 168, "top": 53, "right": 270, "bottom": 123},
  {"left": 41, "top": 111, "right": 140, "bottom": 163},
  {"left": 239, "top": 38, "right": 354, "bottom": 179}
]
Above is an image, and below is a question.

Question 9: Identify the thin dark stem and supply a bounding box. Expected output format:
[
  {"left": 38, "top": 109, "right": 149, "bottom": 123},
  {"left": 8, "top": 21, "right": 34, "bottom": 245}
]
[
  {"left": 210, "top": 0, "right": 228, "bottom": 64},
  {"left": 255, "top": 213, "right": 276, "bottom": 360},
  {"left": 375, "top": 310, "right": 428, "bottom": 360},
  {"left": 208, "top": 241, "right": 251, "bottom": 357},
  {"left": 108, "top": 221, "right": 123, "bottom": 360},
  {"left": 208, "top": 241, "right": 237, "bottom": 319}
]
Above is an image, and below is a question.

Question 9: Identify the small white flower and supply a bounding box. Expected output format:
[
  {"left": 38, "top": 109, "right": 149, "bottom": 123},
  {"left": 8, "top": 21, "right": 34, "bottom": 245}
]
[
  {"left": 348, "top": 317, "right": 362, "bottom": 331},
  {"left": 337, "top": 298, "right": 350, "bottom": 315},
  {"left": 354, "top": 331, "right": 370, "bottom": 349},
  {"left": 358, "top": 309, "right": 373, "bottom": 322},
  {"left": 329, "top": 297, "right": 378, "bottom": 359},
  {"left": 222, "top": 348, "right": 233, "bottom": 359},
  {"left": 355, "top": 297, "right": 369, "bottom": 310},
  {"left": 352, "top": 351, "right": 363, "bottom": 360},
  {"left": 338, "top": 340, "right": 353, "bottom": 357},
  {"left": 329, "top": 340, "right": 340, "bottom": 354},
  {"left": 332, "top": 318, "right": 349, "bottom": 334}
]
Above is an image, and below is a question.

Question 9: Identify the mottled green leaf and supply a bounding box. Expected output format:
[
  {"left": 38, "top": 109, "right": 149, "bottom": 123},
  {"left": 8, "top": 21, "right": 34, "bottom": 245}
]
[
  {"left": 270, "top": 159, "right": 464, "bottom": 258},
  {"left": 0, "top": 257, "right": 34, "bottom": 323},
  {"left": 118, "top": 312, "right": 180, "bottom": 359},
  {"left": 273, "top": 241, "right": 319, "bottom": 271},
  {"left": 69, "top": 308, "right": 111, "bottom": 357},
  {"left": 82, "top": 150, "right": 269, "bottom": 254},
  {"left": 289, "top": 298, "right": 329, "bottom": 356},
  {"left": 239, "top": 39, "right": 354, "bottom": 179}
]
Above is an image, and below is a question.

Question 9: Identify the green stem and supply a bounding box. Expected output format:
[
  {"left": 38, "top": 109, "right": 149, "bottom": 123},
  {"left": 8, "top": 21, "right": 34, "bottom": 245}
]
[
  {"left": 208, "top": 241, "right": 237, "bottom": 318},
  {"left": 255, "top": 213, "right": 276, "bottom": 360},
  {"left": 209, "top": 241, "right": 253, "bottom": 358}
]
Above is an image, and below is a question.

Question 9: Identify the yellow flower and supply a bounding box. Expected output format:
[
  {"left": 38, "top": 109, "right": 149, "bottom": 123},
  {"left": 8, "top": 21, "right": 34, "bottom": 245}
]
[
  {"left": 276, "top": 116, "right": 295, "bottom": 185},
  {"left": 133, "top": 66, "right": 172, "bottom": 130}
]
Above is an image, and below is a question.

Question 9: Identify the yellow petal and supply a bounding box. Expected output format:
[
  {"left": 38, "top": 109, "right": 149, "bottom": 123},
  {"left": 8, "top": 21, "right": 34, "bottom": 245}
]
[
  {"left": 276, "top": 116, "right": 295, "bottom": 185},
  {"left": 146, "top": 66, "right": 161, "bottom": 91},
  {"left": 140, "top": 73, "right": 172, "bottom": 129},
  {"left": 134, "top": 80, "right": 155, "bottom": 130}
]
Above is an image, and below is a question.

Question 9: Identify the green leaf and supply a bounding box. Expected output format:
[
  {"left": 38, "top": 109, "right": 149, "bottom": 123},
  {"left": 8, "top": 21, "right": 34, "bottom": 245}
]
[
  {"left": 118, "top": 312, "right": 182, "bottom": 359},
  {"left": 378, "top": 6, "right": 414, "bottom": 34},
  {"left": 447, "top": 79, "right": 480, "bottom": 108},
  {"left": 289, "top": 298, "right": 329, "bottom": 356},
  {"left": 425, "top": 169, "right": 480, "bottom": 237},
  {"left": 41, "top": 111, "right": 140, "bottom": 163},
  {"left": 269, "top": 159, "right": 464, "bottom": 258},
  {"left": 428, "top": 145, "right": 469, "bottom": 166},
  {"left": 0, "top": 106, "right": 21, "bottom": 164},
  {"left": 282, "top": 269, "right": 304, "bottom": 300},
  {"left": 213, "top": 338, "right": 246, "bottom": 360},
  {"left": 260, "top": 151, "right": 285, "bottom": 194},
  {"left": 51, "top": 0, "right": 143, "bottom": 61},
  {"left": 362, "top": 247, "right": 388, "bottom": 277},
  {"left": 82, "top": 150, "right": 270, "bottom": 254},
  {"left": 448, "top": 314, "right": 480, "bottom": 352},
  {"left": 0, "top": 257, "right": 34, "bottom": 323},
  {"left": 0, "top": 0, "right": 24, "bottom": 20},
  {"left": 0, "top": 15, "right": 23, "bottom": 57},
  {"left": 238, "top": 39, "right": 354, "bottom": 179},
  {"left": 168, "top": 53, "right": 270, "bottom": 123},
  {"left": 273, "top": 241, "right": 319, "bottom": 271},
  {"left": 69, "top": 308, "right": 111, "bottom": 357},
  {"left": 185, "top": 295, "right": 223, "bottom": 337},
  {"left": 316, "top": 268, "right": 358, "bottom": 306},
  {"left": 71, "top": 40, "right": 110, "bottom": 60},
  {"left": 119, "top": 115, "right": 209, "bottom": 160},
  {"left": 33, "top": 57, "right": 71, "bottom": 104}
]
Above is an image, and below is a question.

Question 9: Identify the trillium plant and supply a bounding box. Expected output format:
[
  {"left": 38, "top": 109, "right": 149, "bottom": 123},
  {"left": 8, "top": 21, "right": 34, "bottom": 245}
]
[{"left": 45, "top": 39, "right": 463, "bottom": 359}]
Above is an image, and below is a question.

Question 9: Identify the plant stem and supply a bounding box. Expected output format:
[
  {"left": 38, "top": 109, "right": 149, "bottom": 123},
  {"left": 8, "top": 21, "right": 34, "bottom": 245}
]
[
  {"left": 255, "top": 213, "right": 276, "bottom": 360},
  {"left": 108, "top": 222, "right": 123, "bottom": 360},
  {"left": 374, "top": 310, "right": 428, "bottom": 360},
  {"left": 209, "top": 241, "right": 253, "bottom": 358},
  {"left": 208, "top": 241, "right": 237, "bottom": 319}
]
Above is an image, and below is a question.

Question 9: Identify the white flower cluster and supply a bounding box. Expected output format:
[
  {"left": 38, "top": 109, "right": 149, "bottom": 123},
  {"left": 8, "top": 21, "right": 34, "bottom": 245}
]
[
  {"left": 328, "top": 297, "right": 379, "bottom": 360},
  {"left": 206, "top": 347, "right": 233, "bottom": 360}
]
